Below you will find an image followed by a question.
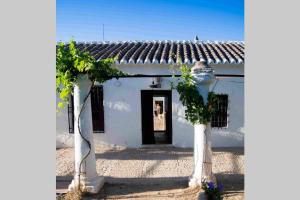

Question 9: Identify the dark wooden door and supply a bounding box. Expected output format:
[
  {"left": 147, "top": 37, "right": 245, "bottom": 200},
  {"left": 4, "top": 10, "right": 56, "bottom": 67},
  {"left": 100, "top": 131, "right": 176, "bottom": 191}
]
[
  {"left": 164, "top": 91, "right": 172, "bottom": 144},
  {"left": 141, "top": 91, "right": 155, "bottom": 144},
  {"left": 141, "top": 90, "right": 172, "bottom": 144}
]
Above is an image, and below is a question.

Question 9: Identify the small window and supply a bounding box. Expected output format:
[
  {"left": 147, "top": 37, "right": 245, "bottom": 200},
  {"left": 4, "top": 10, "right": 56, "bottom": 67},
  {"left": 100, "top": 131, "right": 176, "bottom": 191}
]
[
  {"left": 68, "top": 94, "right": 74, "bottom": 133},
  {"left": 91, "top": 85, "right": 105, "bottom": 133},
  {"left": 211, "top": 94, "right": 228, "bottom": 128},
  {"left": 68, "top": 85, "right": 105, "bottom": 133}
]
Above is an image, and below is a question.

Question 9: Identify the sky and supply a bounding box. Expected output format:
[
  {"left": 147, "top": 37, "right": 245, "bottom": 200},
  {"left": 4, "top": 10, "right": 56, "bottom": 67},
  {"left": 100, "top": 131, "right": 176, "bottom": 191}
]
[{"left": 57, "top": 0, "right": 244, "bottom": 42}]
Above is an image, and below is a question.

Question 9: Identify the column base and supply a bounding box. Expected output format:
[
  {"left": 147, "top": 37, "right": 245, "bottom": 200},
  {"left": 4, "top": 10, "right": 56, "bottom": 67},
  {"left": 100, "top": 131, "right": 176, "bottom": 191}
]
[
  {"left": 188, "top": 176, "right": 202, "bottom": 187},
  {"left": 203, "top": 174, "right": 217, "bottom": 184},
  {"left": 68, "top": 175, "right": 105, "bottom": 194},
  {"left": 188, "top": 174, "right": 216, "bottom": 187}
]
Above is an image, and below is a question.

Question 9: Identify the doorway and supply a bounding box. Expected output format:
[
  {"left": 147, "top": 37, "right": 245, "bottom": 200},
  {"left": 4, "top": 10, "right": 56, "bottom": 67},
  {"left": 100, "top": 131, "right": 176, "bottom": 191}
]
[{"left": 141, "top": 90, "right": 172, "bottom": 144}]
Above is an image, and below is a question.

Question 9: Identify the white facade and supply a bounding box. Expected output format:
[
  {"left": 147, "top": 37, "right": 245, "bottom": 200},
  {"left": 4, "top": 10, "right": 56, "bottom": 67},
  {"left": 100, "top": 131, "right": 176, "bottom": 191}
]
[{"left": 56, "top": 63, "right": 244, "bottom": 148}]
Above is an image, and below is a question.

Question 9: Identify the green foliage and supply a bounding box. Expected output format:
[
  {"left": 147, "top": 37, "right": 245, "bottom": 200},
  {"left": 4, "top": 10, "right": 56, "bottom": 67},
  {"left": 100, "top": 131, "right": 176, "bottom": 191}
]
[
  {"left": 56, "top": 39, "right": 127, "bottom": 109},
  {"left": 172, "top": 64, "right": 218, "bottom": 125}
]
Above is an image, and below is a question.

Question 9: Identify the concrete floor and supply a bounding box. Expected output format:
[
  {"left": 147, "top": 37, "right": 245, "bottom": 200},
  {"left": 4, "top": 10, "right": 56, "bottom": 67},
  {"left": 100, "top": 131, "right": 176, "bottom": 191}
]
[{"left": 56, "top": 146, "right": 244, "bottom": 199}]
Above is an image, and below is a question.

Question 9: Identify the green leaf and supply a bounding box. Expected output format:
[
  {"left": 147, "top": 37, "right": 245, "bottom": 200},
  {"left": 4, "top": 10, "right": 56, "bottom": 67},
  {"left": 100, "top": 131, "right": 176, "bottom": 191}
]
[
  {"left": 57, "top": 102, "right": 65, "bottom": 109},
  {"left": 56, "top": 39, "right": 127, "bottom": 108},
  {"left": 170, "top": 64, "right": 217, "bottom": 124}
]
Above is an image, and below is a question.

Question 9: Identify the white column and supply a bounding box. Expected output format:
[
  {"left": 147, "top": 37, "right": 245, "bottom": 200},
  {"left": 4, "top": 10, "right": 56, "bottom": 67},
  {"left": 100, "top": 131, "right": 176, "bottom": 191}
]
[
  {"left": 189, "top": 79, "right": 215, "bottom": 187},
  {"left": 68, "top": 75, "right": 104, "bottom": 194},
  {"left": 189, "top": 123, "right": 206, "bottom": 186},
  {"left": 202, "top": 122, "right": 216, "bottom": 183}
]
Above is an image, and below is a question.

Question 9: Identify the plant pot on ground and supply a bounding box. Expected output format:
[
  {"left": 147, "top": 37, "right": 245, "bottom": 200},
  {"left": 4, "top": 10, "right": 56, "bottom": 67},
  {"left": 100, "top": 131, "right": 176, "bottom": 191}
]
[{"left": 201, "top": 181, "right": 223, "bottom": 200}]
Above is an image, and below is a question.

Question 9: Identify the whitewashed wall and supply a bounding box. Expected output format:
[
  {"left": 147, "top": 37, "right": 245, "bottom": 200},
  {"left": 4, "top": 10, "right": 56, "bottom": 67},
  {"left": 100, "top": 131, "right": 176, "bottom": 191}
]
[{"left": 56, "top": 64, "right": 244, "bottom": 148}]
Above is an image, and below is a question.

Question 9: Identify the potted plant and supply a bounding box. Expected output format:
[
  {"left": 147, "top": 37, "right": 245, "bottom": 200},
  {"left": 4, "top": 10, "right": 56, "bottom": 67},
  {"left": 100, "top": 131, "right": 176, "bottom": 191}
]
[{"left": 201, "top": 181, "right": 223, "bottom": 200}]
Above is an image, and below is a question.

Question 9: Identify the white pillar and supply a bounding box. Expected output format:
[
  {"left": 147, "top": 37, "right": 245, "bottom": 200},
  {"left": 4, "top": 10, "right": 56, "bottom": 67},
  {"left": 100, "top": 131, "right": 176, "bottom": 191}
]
[
  {"left": 189, "top": 62, "right": 215, "bottom": 187},
  {"left": 68, "top": 75, "right": 104, "bottom": 194},
  {"left": 202, "top": 122, "right": 216, "bottom": 183},
  {"left": 189, "top": 123, "right": 206, "bottom": 186},
  {"left": 197, "top": 85, "right": 216, "bottom": 183}
]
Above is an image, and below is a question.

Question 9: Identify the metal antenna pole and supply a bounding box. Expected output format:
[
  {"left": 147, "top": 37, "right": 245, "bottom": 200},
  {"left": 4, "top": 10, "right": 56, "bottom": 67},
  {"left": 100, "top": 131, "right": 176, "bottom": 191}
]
[{"left": 102, "top": 24, "right": 104, "bottom": 41}]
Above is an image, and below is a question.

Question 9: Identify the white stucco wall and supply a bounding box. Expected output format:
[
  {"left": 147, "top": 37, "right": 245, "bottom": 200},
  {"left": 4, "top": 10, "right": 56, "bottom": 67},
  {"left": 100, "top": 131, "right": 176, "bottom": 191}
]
[
  {"left": 56, "top": 94, "right": 74, "bottom": 148},
  {"left": 56, "top": 64, "right": 244, "bottom": 148}
]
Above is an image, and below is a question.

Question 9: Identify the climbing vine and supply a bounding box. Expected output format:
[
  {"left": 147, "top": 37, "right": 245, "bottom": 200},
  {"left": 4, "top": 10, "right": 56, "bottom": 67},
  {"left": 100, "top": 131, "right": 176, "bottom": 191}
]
[
  {"left": 56, "top": 40, "right": 128, "bottom": 193},
  {"left": 56, "top": 39, "right": 127, "bottom": 109},
  {"left": 171, "top": 64, "right": 218, "bottom": 125}
]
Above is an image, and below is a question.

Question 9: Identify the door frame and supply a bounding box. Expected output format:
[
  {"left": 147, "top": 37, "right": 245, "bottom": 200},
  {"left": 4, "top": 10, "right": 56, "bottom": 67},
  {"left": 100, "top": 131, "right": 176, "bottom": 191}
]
[{"left": 141, "top": 90, "right": 172, "bottom": 145}]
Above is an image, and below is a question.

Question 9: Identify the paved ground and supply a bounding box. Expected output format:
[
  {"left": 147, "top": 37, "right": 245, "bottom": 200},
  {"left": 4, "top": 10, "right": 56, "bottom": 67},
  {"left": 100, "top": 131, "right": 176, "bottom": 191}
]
[{"left": 56, "top": 146, "right": 244, "bottom": 199}]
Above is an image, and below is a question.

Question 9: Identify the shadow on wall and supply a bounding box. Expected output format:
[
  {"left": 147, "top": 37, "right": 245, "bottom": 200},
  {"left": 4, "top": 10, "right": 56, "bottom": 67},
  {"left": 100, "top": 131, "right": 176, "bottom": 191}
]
[
  {"left": 211, "top": 130, "right": 244, "bottom": 147},
  {"left": 94, "top": 97, "right": 140, "bottom": 147},
  {"left": 172, "top": 101, "right": 194, "bottom": 147},
  {"left": 93, "top": 79, "right": 143, "bottom": 147}
]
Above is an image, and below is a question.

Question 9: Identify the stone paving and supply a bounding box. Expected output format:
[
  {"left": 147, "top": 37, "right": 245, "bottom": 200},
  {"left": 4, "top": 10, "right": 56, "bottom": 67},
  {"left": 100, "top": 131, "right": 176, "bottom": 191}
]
[{"left": 56, "top": 146, "right": 244, "bottom": 199}]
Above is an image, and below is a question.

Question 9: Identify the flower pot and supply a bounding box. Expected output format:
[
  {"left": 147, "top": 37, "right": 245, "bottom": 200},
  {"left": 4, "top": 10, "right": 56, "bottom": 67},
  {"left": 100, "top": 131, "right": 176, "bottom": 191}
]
[
  {"left": 205, "top": 193, "right": 214, "bottom": 200},
  {"left": 206, "top": 193, "right": 220, "bottom": 200},
  {"left": 205, "top": 194, "right": 222, "bottom": 200}
]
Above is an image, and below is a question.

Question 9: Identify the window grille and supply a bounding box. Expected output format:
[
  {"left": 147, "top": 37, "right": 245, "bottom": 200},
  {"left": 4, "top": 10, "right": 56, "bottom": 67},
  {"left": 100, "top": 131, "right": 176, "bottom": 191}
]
[
  {"left": 68, "top": 85, "right": 104, "bottom": 133},
  {"left": 91, "top": 85, "right": 105, "bottom": 133},
  {"left": 68, "top": 94, "right": 74, "bottom": 133},
  {"left": 211, "top": 94, "right": 228, "bottom": 128}
]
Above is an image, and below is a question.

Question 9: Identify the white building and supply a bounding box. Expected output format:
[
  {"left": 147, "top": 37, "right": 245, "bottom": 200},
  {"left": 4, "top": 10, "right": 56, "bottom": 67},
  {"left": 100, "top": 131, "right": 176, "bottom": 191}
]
[{"left": 56, "top": 40, "right": 244, "bottom": 149}]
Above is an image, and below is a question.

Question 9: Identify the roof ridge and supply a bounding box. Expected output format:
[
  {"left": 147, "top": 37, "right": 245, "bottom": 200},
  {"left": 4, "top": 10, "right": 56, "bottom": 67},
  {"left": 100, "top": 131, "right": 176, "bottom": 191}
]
[{"left": 58, "top": 40, "right": 244, "bottom": 45}]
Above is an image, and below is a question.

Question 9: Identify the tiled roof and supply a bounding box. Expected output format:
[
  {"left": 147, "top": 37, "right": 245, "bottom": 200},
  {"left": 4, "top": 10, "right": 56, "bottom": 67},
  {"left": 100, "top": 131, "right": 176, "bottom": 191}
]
[{"left": 73, "top": 40, "right": 244, "bottom": 65}]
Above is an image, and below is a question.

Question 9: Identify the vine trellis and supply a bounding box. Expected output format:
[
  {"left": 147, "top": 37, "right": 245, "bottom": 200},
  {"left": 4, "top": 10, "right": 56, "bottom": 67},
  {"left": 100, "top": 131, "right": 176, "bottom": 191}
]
[
  {"left": 56, "top": 40, "right": 127, "bottom": 110},
  {"left": 56, "top": 40, "right": 127, "bottom": 192}
]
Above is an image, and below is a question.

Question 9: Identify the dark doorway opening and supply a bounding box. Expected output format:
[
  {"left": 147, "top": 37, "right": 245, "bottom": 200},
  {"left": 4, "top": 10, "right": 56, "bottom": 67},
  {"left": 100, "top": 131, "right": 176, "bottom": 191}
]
[{"left": 141, "top": 90, "right": 172, "bottom": 144}]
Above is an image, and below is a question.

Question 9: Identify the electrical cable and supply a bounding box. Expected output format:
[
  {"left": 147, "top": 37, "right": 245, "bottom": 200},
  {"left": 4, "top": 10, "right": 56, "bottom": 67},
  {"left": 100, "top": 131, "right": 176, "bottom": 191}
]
[
  {"left": 97, "top": 74, "right": 244, "bottom": 78},
  {"left": 76, "top": 81, "right": 95, "bottom": 193}
]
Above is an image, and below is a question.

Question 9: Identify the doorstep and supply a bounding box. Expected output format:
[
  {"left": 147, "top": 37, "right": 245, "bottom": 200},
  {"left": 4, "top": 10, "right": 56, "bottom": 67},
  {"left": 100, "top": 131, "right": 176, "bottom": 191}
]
[{"left": 141, "top": 144, "right": 174, "bottom": 148}]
